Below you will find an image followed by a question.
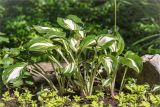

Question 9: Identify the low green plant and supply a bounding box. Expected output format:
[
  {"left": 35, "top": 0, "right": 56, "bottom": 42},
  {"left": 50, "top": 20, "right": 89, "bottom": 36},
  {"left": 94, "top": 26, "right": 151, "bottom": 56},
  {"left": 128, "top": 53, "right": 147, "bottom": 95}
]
[
  {"left": 0, "top": 91, "right": 14, "bottom": 107},
  {"left": 114, "top": 79, "right": 160, "bottom": 107},
  {"left": 14, "top": 89, "right": 37, "bottom": 107},
  {"left": 37, "top": 89, "right": 69, "bottom": 107},
  {"left": 0, "top": 86, "right": 159, "bottom": 107},
  {"left": 0, "top": 88, "right": 106, "bottom": 107}
]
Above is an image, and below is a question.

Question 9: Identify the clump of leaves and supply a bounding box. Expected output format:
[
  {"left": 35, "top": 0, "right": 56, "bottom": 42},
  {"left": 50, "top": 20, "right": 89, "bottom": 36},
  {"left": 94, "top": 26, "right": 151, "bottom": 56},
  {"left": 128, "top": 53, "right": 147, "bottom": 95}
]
[
  {"left": 37, "top": 89, "right": 69, "bottom": 107},
  {"left": 0, "top": 91, "right": 14, "bottom": 107},
  {"left": 114, "top": 79, "right": 160, "bottom": 107},
  {"left": 0, "top": 88, "right": 108, "bottom": 107},
  {"left": 14, "top": 89, "right": 37, "bottom": 107},
  {"left": 1, "top": 14, "right": 143, "bottom": 97}
]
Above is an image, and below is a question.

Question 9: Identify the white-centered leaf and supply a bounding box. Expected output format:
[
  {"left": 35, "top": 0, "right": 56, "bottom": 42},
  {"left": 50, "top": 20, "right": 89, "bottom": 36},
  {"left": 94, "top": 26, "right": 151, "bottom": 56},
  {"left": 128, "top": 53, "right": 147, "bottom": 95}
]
[
  {"left": 109, "top": 33, "right": 125, "bottom": 55},
  {"left": 128, "top": 58, "right": 139, "bottom": 72},
  {"left": 7, "top": 66, "right": 24, "bottom": 82},
  {"left": 78, "top": 31, "right": 85, "bottom": 38},
  {"left": 102, "top": 78, "right": 112, "bottom": 87},
  {"left": 64, "top": 19, "right": 75, "bottom": 30},
  {"left": 2, "top": 62, "right": 27, "bottom": 85},
  {"left": 119, "top": 51, "right": 143, "bottom": 73},
  {"left": 98, "top": 36, "right": 115, "bottom": 46},
  {"left": 30, "top": 42, "right": 54, "bottom": 48},
  {"left": 110, "top": 42, "right": 117, "bottom": 52},
  {"left": 26, "top": 37, "right": 56, "bottom": 52},
  {"left": 152, "top": 85, "right": 160, "bottom": 92},
  {"left": 67, "top": 15, "right": 83, "bottom": 24},
  {"left": 101, "top": 55, "right": 118, "bottom": 75},
  {"left": 38, "top": 26, "right": 50, "bottom": 30},
  {"left": 104, "top": 57, "right": 113, "bottom": 74},
  {"left": 80, "top": 36, "right": 96, "bottom": 51},
  {"left": 69, "top": 38, "right": 78, "bottom": 52},
  {"left": 57, "top": 17, "right": 81, "bottom": 30},
  {"left": 62, "top": 63, "right": 76, "bottom": 76},
  {"left": 34, "top": 25, "right": 62, "bottom": 33}
]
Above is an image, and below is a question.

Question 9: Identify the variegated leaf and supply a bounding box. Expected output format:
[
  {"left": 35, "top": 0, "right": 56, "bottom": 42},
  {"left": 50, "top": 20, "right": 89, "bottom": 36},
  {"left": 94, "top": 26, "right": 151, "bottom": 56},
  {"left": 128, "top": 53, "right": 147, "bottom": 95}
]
[
  {"left": 97, "top": 35, "right": 115, "bottom": 46},
  {"left": 69, "top": 38, "right": 78, "bottom": 52},
  {"left": 27, "top": 37, "right": 56, "bottom": 52},
  {"left": 57, "top": 17, "right": 81, "bottom": 30},
  {"left": 62, "top": 63, "right": 76, "bottom": 76},
  {"left": 109, "top": 33, "right": 125, "bottom": 55},
  {"left": 101, "top": 55, "right": 118, "bottom": 75},
  {"left": 119, "top": 51, "right": 143, "bottom": 73},
  {"left": 80, "top": 35, "right": 96, "bottom": 51},
  {"left": 34, "top": 25, "right": 62, "bottom": 33},
  {"left": 2, "top": 62, "right": 27, "bottom": 85}
]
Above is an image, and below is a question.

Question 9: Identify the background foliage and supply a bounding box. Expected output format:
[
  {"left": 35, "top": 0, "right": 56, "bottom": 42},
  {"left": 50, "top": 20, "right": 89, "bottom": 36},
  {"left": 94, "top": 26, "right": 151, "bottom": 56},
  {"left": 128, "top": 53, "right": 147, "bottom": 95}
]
[{"left": 0, "top": 0, "right": 160, "bottom": 54}]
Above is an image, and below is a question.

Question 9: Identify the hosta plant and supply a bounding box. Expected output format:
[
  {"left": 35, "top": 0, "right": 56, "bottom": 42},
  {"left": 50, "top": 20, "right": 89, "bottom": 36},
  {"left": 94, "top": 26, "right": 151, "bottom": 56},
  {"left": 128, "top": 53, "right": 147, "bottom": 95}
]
[{"left": 2, "top": 14, "right": 143, "bottom": 96}]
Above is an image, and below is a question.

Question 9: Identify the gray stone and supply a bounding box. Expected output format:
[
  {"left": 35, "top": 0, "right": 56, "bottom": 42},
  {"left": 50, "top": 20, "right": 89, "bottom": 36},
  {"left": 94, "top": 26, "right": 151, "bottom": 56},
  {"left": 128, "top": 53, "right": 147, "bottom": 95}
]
[
  {"left": 117, "top": 54, "right": 160, "bottom": 85},
  {"left": 27, "top": 62, "right": 55, "bottom": 82},
  {"left": 139, "top": 54, "right": 160, "bottom": 84},
  {"left": 27, "top": 62, "right": 67, "bottom": 82}
]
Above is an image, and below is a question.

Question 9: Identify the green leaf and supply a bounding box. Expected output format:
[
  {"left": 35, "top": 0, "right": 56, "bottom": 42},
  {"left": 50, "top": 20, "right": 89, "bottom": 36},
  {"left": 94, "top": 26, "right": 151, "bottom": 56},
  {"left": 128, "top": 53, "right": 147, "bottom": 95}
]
[
  {"left": 61, "top": 63, "right": 76, "bottom": 76},
  {"left": 152, "top": 85, "right": 160, "bottom": 92},
  {"left": 110, "top": 33, "right": 125, "bottom": 55},
  {"left": 44, "top": 31, "right": 66, "bottom": 39},
  {"left": 27, "top": 37, "right": 57, "bottom": 52},
  {"left": 80, "top": 35, "right": 96, "bottom": 51},
  {"left": 69, "top": 38, "right": 78, "bottom": 52},
  {"left": 0, "top": 36, "right": 9, "bottom": 43},
  {"left": 2, "top": 57, "right": 14, "bottom": 67},
  {"left": 25, "top": 80, "right": 34, "bottom": 85},
  {"left": 97, "top": 34, "right": 115, "bottom": 46},
  {"left": 119, "top": 51, "right": 143, "bottom": 73},
  {"left": 102, "top": 78, "right": 112, "bottom": 87},
  {"left": 67, "top": 15, "right": 83, "bottom": 24},
  {"left": 34, "top": 25, "right": 63, "bottom": 34},
  {"left": 53, "top": 38, "right": 70, "bottom": 54},
  {"left": 100, "top": 55, "right": 118, "bottom": 75},
  {"left": 9, "top": 48, "right": 20, "bottom": 56},
  {"left": 132, "top": 34, "right": 160, "bottom": 46},
  {"left": 0, "top": 32, "right": 5, "bottom": 35},
  {"left": 74, "top": 30, "right": 85, "bottom": 40},
  {"left": 57, "top": 17, "right": 81, "bottom": 30},
  {"left": 12, "top": 80, "right": 23, "bottom": 87},
  {"left": 97, "top": 34, "right": 116, "bottom": 50},
  {"left": 34, "top": 25, "right": 66, "bottom": 38},
  {"left": 2, "top": 62, "right": 27, "bottom": 85}
]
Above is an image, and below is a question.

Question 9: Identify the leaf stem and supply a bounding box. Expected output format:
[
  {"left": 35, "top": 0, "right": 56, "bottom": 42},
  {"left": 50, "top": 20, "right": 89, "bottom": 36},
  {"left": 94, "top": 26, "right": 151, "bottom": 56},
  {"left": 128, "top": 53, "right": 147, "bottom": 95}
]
[
  {"left": 111, "top": 72, "right": 117, "bottom": 97},
  {"left": 114, "top": 0, "right": 117, "bottom": 33},
  {"left": 56, "top": 49, "right": 69, "bottom": 64},
  {"left": 120, "top": 67, "right": 128, "bottom": 92}
]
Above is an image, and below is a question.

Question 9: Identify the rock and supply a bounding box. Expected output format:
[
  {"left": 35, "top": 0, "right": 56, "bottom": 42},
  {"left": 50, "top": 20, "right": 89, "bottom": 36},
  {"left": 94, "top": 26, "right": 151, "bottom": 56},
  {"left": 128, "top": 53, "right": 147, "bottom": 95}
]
[
  {"left": 27, "top": 62, "right": 67, "bottom": 82},
  {"left": 117, "top": 54, "right": 160, "bottom": 85},
  {"left": 27, "top": 62, "right": 54, "bottom": 74},
  {"left": 27, "top": 62, "right": 55, "bottom": 82},
  {"left": 139, "top": 54, "right": 160, "bottom": 84}
]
